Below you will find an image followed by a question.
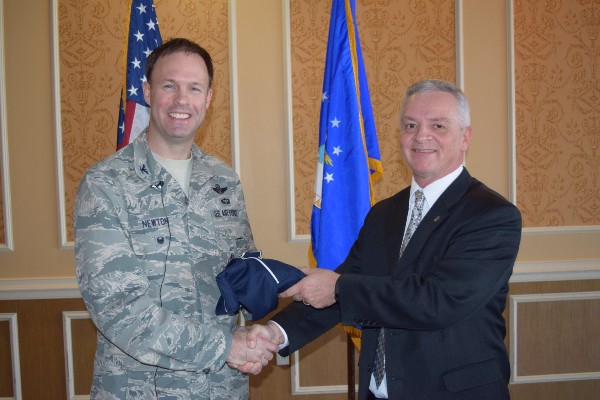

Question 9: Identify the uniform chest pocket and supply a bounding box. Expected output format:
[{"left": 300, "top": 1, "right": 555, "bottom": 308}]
[{"left": 128, "top": 215, "right": 172, "bottom": 258}]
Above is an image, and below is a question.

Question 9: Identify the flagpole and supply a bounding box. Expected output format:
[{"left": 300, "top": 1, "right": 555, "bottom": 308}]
[{"left": 347, "top": 333, "right": 356, "bottom": 399}]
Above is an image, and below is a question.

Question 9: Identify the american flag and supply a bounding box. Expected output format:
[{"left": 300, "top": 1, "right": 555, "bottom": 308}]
[{"left": 116, "top": 0, "right": 162, "bottom": 150}]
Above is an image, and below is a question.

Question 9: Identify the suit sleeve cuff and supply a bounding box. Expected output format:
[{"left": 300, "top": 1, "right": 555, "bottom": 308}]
[{"left": 268, "top": 320, "right": 289, "bottom": 349}]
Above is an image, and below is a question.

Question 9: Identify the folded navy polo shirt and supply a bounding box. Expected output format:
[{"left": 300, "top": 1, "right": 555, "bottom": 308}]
[{"left": 215, "top": 251, "right": 306, "bottom": 320}]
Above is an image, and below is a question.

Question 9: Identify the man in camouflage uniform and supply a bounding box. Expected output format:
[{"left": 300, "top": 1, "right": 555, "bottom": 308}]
[{"left": 75, "top": 38, "right": 276, "bottom": 399}]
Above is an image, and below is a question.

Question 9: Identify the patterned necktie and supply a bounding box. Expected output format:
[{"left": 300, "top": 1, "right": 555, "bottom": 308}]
[{"left": 373, "top": 190, "right": 425, "bottom": 387}]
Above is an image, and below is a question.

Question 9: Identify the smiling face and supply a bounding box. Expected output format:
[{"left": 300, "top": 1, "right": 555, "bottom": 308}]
[
  {"left": 399, "top": 90, "right": 471, "bottom": 187},
  {"left": 143, "top": 51, "right": 213, "bottom": 158}
]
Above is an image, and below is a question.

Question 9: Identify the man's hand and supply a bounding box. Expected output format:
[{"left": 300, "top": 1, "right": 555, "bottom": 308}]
[
  {"left": 247, "top": 322, "right": 285, "bottom": 348},
  {"left": 230, "top": 322, "right": 284, "bottom": 374},
  {"left": 279, "top": 267, "right": 339, "bottom": 309},
  {"left": 226, "top": 326, "right": 277, "bottom": 375}
]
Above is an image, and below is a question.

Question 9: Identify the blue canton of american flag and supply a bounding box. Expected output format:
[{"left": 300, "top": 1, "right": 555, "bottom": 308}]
[
  {"left": 310, "top": 0, "right": 383, "bottom": 271},
  {"left": 116, "top": 0, "right": 162, "bottom": 150}
]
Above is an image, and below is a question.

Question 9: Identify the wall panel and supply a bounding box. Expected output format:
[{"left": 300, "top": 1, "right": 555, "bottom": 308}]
[
  {"left": 511, "top": 292, "right": 600, "bottom": 380},
  {"left": 54, "top": 0, "right": 233, "bottom": 245},
  {"left": 63, "top": 311, "right": 95, "bottom": 398},
  {"left": 506, "top": 280, "right": 600, "bottom": 399},
  {"left": 0, "top": 320, "right": 12, "bottom": 398},
  {"left": 0, "top": 315, "right": 18, "bottom": 399},
  {"left": 513, "top": 0, "right": 599, "bottom": 228},
  {"left": 287, "top": 0, "right": 456, "bottom": 239},
  {"left": 0, "top": 299, "right": 87, "bottom": 400},
  {"left": 510, "top": 0, "right": 600, "bottom": 268}
]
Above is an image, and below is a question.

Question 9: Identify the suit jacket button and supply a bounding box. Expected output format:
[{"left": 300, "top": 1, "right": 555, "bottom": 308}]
[{"left": 202, "top": 368, "right": 210, "bottom": 374}]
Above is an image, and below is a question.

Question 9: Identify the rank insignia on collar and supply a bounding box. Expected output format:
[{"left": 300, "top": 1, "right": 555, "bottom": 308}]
[{"left": 213, "top": 184, "right": 227, "bottom": 194}]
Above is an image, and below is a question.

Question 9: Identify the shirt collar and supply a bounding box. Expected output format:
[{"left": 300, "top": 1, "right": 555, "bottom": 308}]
[{"left": 410, "top": 165, "right": 464, "bottom": 208}]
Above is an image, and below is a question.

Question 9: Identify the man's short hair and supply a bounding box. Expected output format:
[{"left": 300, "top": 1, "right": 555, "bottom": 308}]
[{"left": 145, "top": 37, "right": 214, "bottom": 87}]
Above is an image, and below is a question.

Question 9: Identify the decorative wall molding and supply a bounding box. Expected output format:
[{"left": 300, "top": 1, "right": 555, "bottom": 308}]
[
  {"left": 0, "top": 0, "right": 14, "bottom": 252},
  {"left": 291, "top": 350, "right": 356, "bottom": 394},
  {"left": 0, "top": 313, "right": 22, "bottom": 400},
  {"left": 511, "top": 260, "right": 600, "bottom": 283},
  {"left": 522, "top": 226, "right": 600, "bottom": 236},
  {"left": 50, "top": 0, "right": 72, "bottom": 250},
  {"left": 0, "top": 278, "right": 81, "bottom": 300},
  {"left": 282, "top": 0, "right": 307, "bottom": 243},
  {"left": 62, "top": 311, "right": 91, "bottom": 400},
  {"left": 506, "top": 0, "right": 517, "bottom": 206},
  {"left": 0, "top": 259, "right": 598, "bottom": 301},
  {"left": 228, "top": 0, "right": 241, "bottom": 177},
  {"left": 509, "top": 291, "right": 600, "bottom": 384},
  {"left": 454, "top": 0, "right": 465, "bottom": 89}
]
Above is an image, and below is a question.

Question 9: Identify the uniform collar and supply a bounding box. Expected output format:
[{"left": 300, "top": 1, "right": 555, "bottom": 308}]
[
  {"left": 132, "top": 127, "right": 219, "bottom": 190},
  {"left": 133, "top": 128, "right": 160, "bottom": 184}
]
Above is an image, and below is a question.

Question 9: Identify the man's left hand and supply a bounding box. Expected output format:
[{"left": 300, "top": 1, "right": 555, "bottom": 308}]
[{"left": 279, "top": 267, "right": 339, "bottom": 309}]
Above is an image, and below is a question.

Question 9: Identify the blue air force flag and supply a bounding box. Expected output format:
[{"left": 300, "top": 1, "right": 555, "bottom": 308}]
[
  {"left": 310, "top": 0, "right": 383, "bottom": 271},
  {"left": 116, "top": 0, "right": 162, "bottom": 150}
]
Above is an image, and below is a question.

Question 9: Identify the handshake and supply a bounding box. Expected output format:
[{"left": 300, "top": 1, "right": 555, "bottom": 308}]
[
  {"left": 226, "top": 322, "right": 284, "bottom": 375},
  {"left": 225, "top": 266, "right": 341, "bottom": 375}
]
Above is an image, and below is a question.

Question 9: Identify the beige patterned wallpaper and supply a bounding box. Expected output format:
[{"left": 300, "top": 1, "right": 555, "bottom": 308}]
[
  {"left": 290, "top": 0, "right": 456, "bottom": 235},
  {"left": 59, "top": 0, "right": 231, "bottom": 242},
  {"left": 515, "top": 0, "right": 599, "bottom": 227}
]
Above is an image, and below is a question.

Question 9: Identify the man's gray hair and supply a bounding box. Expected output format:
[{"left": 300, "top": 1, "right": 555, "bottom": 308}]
[{"left": 401, "top": 79, "right": 471, "bottom": 128}]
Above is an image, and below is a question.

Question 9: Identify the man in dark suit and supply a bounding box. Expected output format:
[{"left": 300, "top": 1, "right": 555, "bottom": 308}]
[{"left": 248, "top": 79, "right": 521, "bottom": 399}]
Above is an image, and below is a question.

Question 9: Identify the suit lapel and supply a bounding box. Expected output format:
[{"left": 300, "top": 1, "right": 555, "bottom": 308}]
[{"left": 384, "top": 189, "right": 410, "bottom": 274}]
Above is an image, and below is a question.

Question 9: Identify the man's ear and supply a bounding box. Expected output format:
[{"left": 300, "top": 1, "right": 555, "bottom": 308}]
[
  {"left": 142, "top": 81, "right": 151, "bottom": 105},
  {"left": 461, "top": 126, "right": 472, "bottom": 151},
  {"left": 206, "top": 88, "right": 213, "bottom": 109}
]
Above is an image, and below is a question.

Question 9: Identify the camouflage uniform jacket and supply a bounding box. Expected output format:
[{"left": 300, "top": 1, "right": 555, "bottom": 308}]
[{"left": 75, "top": 130, "right": 255, "bottom": 399}]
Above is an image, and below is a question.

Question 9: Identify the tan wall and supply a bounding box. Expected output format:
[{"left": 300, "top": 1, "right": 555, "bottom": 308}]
[{"left": 0, "top": 0, "right": 599, "bottom": 399}]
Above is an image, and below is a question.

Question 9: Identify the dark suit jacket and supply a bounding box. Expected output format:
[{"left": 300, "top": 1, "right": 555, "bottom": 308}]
[{"left": 272, "top": 169, "right": 521, "bottom": 400}]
